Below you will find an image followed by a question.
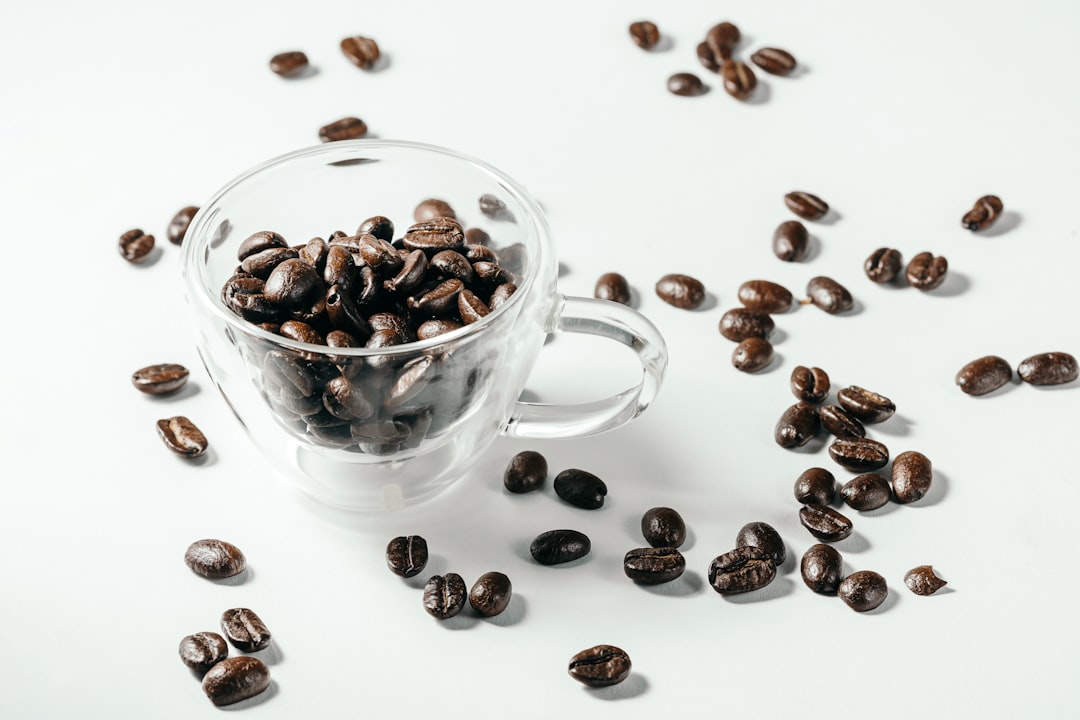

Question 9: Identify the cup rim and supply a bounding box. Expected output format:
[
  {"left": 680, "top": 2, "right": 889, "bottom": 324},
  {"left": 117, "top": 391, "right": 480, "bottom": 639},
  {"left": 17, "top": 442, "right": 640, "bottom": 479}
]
[{"left": 180, "top": 139, "right": 550, "bottom": 357}]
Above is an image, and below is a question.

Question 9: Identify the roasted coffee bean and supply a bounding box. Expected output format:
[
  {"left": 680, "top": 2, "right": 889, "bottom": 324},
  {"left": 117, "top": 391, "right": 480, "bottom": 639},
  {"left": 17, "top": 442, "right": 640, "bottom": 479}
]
[
  {"left": 201, "top": 656, "right": 271, "bottom": 707},
  {"left": 784, "top": 191, "right": 829, "bottom": 221},
  {"left": 385, "top": 535, "right": 428, "bottom": 578},
  {"left": 185, "top": 539, "right": 246, "bottom": 579},
  {"left": 956, "top": 355, "right": 1012, "bottom": 395},
  {"left": 790, "top": 366, "right": 830, "bottom": 404},
  {"left": 819, "top": 404, "right": 866, "bottom": 438},
  {"left": 750, "top": 47, "right": 797, "bottom": 75},
  {"left": 357, "top": 215, "right": 394, "bottom": 242},
  {"left": 322, "top": 375, "right": 374, "bottom": 420},
  {"left": 961, "top": 194, "right": 1003, "bottom": 231},
  {"left": 892, "top": 450, "right": 932, "bottom": 504},
  {"left": 178, "top": 632, "right": 228, "bottom": 675},
  {"left": 413, "top": 198, "right": 456, "bottom": 222},
  {"left": 408, "top": 278, "right": 464, "bottom": 317},
  {"left": 720, "top": 60, "right": 756, "bottom": 100},
  {"left": 772, "top": 220, "right": 810, "bottom": 261},
  {"left": 568, "top": 645, "right": 631, "bottom": 687},
  {"left": 904, "top": 565, "right": 948, "bottom": 596},
  {"left": 641, "top": 506, "right": 686, "bottom": 548},
  {"left": 383, "top": 249, "right": 429, "bottom": 295},
  {"left": 838, "top": 570, "right": 888, "bottom": 612},
  {"left": 325, "top": 286, "right": 372, "bottom": 341},
  {"left": 628, "top": 20, "right": 660, "bottom": 49},
  {"left": 167, "top": 206, "right": 199, "bottom": 246},
  {"left": 469, "top": 571, "right": 512, "bottom": 617},
  {"left": 696, "top": 41, "right": 721, "bottom": 72},
  {"left": 554, "top": 468, "right": 607, "bottom": 509},
  {"left": 1017, "top": 351, "right": 1079, "bottom": 386},
  {"left": 801, "top": 543, "right": 843, "bottom": 595},
  {"left": 340, "top": 35, "right": 380, "bottom": 69},
  {"left": 655, "top": 273, "right": 706, "bottom": 308},
  {"left": 238, "top": 230, "right": 288, "bottom": 261},
  {"left": 119, "top": 228, "right": 154, "bottom": 262},
  {"left": 457, "top": 289, "right": 489, "bottom": 324},
  {"left": 430, "top": 250, "right": 474, "bottom": 284},
  {"left": 326, "top": 330, "right": 359, "bottom": 349},
  {"left": 241, "top": 246, "right": 299, "bottom": 280},
  {"left": 504, "top": 450, "right": 547, "bottom": 493},
  {"left": 368, "top": 312, "right": 412, "bottom": 342},
  {"left": 220, "top": 608, "right": 271, "bottom": 652},
  {"left": 864, "top": 247, "right": 903, "bottom": 283},
  {"left": 464, "top": 227, "right": 490, "bottom": 245},
  {"left": 738, "top": 280, "right": 793, "bottom": 313},
  {"left": 837, "top": 385, "right": 895, "bottom": 423},
  {"left": 416, "top": 318, "right": 462, "bottom": 339},
  {"left": 132, "top": 363, "right": 189, "bottom": 395},
  {"left": 530, "top": 529, "right": 591, "bottom": 565},
  {"left": 798, "top": 504, "right": 853, "bottom": 542},
  {"left": 464, "top": 243, "right": 497, "bottom": 263},
  {"left": 774, "top": 401, "right": 820, "bottom": 448},
  {"left": 806, "top": 276, "right": 853, "bottom": 314},
  {"left": 387, "top": 355, "right": 437, "bottom": 409},
  {"left": 488, "top": 282, "right": 517, "bottom": 311},
  {"left": 905, "top": 251, "right": 948, "bottom": 291},
  {"left": 157, "top": 416, "right": 208, "bottom": 458},
  {"left": 319, "top": 116, "right": 368, "bottom": 142},
  {"left": 595, "top": 272, "right": 631, "bottom": 305},
  {"left": 269, "top": 50, "right": 309, "bottom": 77},
  {"left": 623, "top": 547, "right": 686, "bottom": 584},
  {"left": 300, "top": 236, "right": 330, "bottom": 274},
  {"left": 403, "top": 217, "right": 466, "bottom": 254},
  {"left": 279, "top": 319, "right": 324, "bottom": 345},
  {"left": 719, "top": 307, "right": 774, "bottom": 342},
  {"left": 828, "top": 436, "right": 889, "bottom": 472},
  {"left": 263, "top": 258, "right": 322, "bottom": 308},
  {"left": 794, "top": 467, "right": 836, "bottom": 505},
  {"left": 472, "top": 260, "right": 514, "bottom": 286},
  {"left": 732, "top": 337, "right": 773, "bottom": 373},
  {"left": 735, "top": 521, "right": 785, "bottom": 567},
  {"left": 322, "top": 244, "right": 354, "bottom": 289},
  {"left": 667, "top": 72, "right": 706, "bottom": 97},
  {"left": 840, "top": 473, "right": 891, "bottom": 511},
  {"left": 478, "top": 193, "right": 514, "bottom": 221},
  {"left": 423, "top": 573, "right": 467, "bottom": 619},
  {"left": 705, "top": 21, "right": 740, "bottom": 60},
  {"left": 708, "top": 546, "right": 776, "bottom": 595}
]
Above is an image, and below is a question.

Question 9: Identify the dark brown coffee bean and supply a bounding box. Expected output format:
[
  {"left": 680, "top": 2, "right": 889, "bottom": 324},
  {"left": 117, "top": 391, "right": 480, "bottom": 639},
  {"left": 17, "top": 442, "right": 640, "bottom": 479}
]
[
  {"left": 423, "top": 573, "right": 467, "bottom": 619},
  {"left": 530, "top": 529, "right": 591, "bottom": 565},
  {"left": 185, "top": 539, "right": 246, "bottom": 579},
  {"left": 325, "top": 286, "right": 372, "bottom": 341},
  {"left": 961, "top": 194, "right": 1003, "bottom": 231},
  {"left": 323, "top": 375, "right": 374, "bottom": 420},
  {"left": 806, "top": 276, "right": 853, "bottom": 314},
  {"left": 201, "top": 656, "right": 270, "bottom": 707},
  {"left": 321, "top": 244, "right": 353, "bottom": 289},
  {"left": 279, "top": 319, "right": 324, "bottom": 345},
  {"left": 720, "top": 60, "right": 756, "bottom": 100},
  {"left": 241, "top": 246, "right": 300, "bottom": 280},
  {"left": 367, "top": 312, "right": 410, "bottom": 344},
  {"left": 413, "top": 198, "right": 456, "bottom": 222},
  {"left": 628, "top": 20, "right": 660, "bottom": 49},
  {"left": 119, "top": 228, "right": 154, "bottom": 262},
  {"left": 458, "top": 289, "right": 489, "bottom": 324},
  {"left": 340, "top": 35, "right": 380, "bottom": 69},
  {"left": 784, "top": 191, "right": 829, "bottom": 221},
  {"left": 403, "top": 218, "right": 466, "bottom": 254},
  {"left": 656, "top": 273, "right": 705, "bottom": 308},
  {"left": 641, "top": 507, "right": 686, "bottom": 548},
  {"left": 955, "top": 355, "right": 1012, "bottom": 395},
  {"left": 735, "top": 521, "right": 785, "bottom": 567},
  {"left": 905, "top": 251, "right": 948, "bottom": 291},
  {"left": 416, "top": 318, "right": 462, "bottom": 340},
  {"left": 837, "top": 385, "right": 895, "bottom": 423},
  {"left": 132, "top": 363, "right": 189, "bottom": 395},
  {"left": 799, "top": 504, "right": 853, "bottom": 542},
  {"left": 774, "top": 401, "right": 820, "bottom": 448},
  {"left": 319, "top": 116, "right": 368, "bottom": 142},
  {"left": 237, "top": 230, "right": 288, "bottom": 261},
  {"left": 178, "top": 632, "right": 228, "bottom": 675},
  {"left": 794, "top": 467, "right": 836, "bottom": 505},
  {"left": 1017, "top": 352, "right": 1079, "bottom": 386},
  {"left": 430, "top": 250, "right": 474, "bottom": 284},
  {"left": 819, "top": 404, "right": 866, "bottom": 438},
  {"left": 838, "top": 570, "right": 888, "bottom": 612},
  {"left": 708, "top": 546, "right": 776, "bottom": 595},
  {"left": 568, "top": 645, "right": 631, "bottom": 687},
  {"left": 595, "top": 272, "right": 631, "bottom": 305},
  {"left": 750, "top": 47, "right": 797, "bottom": 75},
  {"left": 472, "top": 260, "right": 514, "bottom": 286},
  {"left": 773, "top": 220, "right": 810, "bottom": 261},
  {"left": 478, "top": 193, "right": 514, "bottom": 221},
  {"left": 356, "top": 215, "right": 394, "bottom": 242},
  {"left": 326, "top": 330, "right": 359, "bottom": 349},
  {"left": 667, "top": 72, "right": 706, "bottom": 97},
  {"left": 840, "top": 473, "right": 891, "bottom": 511},
  {"left": 554, "top": 468, "right": 607, "bottom": 509},
  {"left": 801, "top": 543, "right": 843, "bottom": 595},
  {"left": 383, "top": 249, "right": 428, "bottom": 295},
  {"left": 220, "top": 608, "right": 271, "bottom": 652},
  {"left": 790, "top": 366, "right": 830, "bottom": 404},
  {"left": 464, "top": 243, "right": 497, "bottom": 263},
  {"left": 269, "top": 50, "right": 309, "bottom": 77},
  {"left": 465, "top": 227, "right": 490, "bottom": 245},
  {"left": 904, "top": 565, "right": 947, "bottom": 596},
  {"left": 263, "top": 258, "right": 322, "bottom": 308},
  {"left": 719, "top": 307, "right": 774, "bottom": 342},
  {"left": 157, "top": 416, "right": 208, "bottom": 458},
  {"left": 705, "top": 21, "right": 740, "bottom": 60},
  {"left": 623, "top": 547, "right": 685, "bottom": 584},
  {"left": 829, "top": 436, "right": 889, "bottom": 472},
  {"left": 696, "top": 41, "right": 721, "bottom": 72},
  {"left": 469, "top": 571, "right": 512, "bottom": 617},
  {"left": 385, "top": 535, "right": 428, "bottom": 578},
  {"left": 488, "top": 282, "right": 517, "bottom": 311},
  {"left": 892, "top": 450, "right": 932, "bottom": 504},
  {"left": 300, "top": 236, "right": 330, "bottom": 274},
  {"left": 738, "top": 280, "right": 793, "bottom": 313},
  {"left": 864, "top": 247, "right": 903, "bottom": 283},
  {"left": 504, "top": 450, "right": 547, "bottom": 493},
  {"left": 167, "top": 206, "right": 199, "bottom": 246},
  {"left": 732, "top": 337, "right": 773, "bottom": 373},
  {"left": 408, "top": 278, "right": 464, "bottom": 317},
  {"left": 387, "top": 355, "right": 437, "bottom": 409}
]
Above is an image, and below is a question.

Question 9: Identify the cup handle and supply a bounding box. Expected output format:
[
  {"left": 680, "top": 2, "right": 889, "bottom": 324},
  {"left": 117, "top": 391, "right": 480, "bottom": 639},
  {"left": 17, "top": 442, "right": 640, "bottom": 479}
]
[{"left": 503, "top": 294, "right": 668, "bottom": 439}]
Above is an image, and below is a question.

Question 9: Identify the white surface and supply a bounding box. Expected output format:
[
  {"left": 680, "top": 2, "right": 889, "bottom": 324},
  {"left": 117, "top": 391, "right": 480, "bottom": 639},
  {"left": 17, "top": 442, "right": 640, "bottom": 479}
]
[{"left": 2, "top": 1, "right": 1079, "bottom": 717}]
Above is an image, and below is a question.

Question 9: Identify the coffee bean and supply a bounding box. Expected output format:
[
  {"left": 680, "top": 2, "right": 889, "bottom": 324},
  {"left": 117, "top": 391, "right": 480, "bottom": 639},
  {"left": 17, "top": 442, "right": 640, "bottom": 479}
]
[
  {"left": 504, "top": 450, "right": 547, "bottom": 493},
  {"left": 904, "top": 565, "right": 948, "bottom": 596},
  {"left": 864, "top": 247, "right": 903, "bottom": 283},
  {"left": 891, "top": 450, "right": 932, "bottom": 504},
  {"left": 431, "top": 250, "right": 475, "bottom": 284},
  {"left": 837, "top": 385, "right": 895, "bottom": 423},
  {"left": 641, "top": 507, "right": 686, "bottom": 548},
  {"left": 457, "top": 289, "right": 489, "bottom": 324},
  {"left": 530, "top": 529, "right": 591, "bottom": 565},
  {"left": 735, "top": 521, "right": 785, "bottom": 567},
  {"left": 623, "top": 547, "right": 686, "bottom": 584},
  {"left": 279, "top": 319, "right": 324, "bottom": 345},
  {"left": 416, "top": 318, "right": 462, "bottom": 340},
  {"left": 423, "top": 573, "right": 467, "bottom": 619},
  {"left": 157, "top": 416, "right": 208, "bottom": 458},
  {"left": 132, "top": 363, "right": 189, "bottom": 395},
  {"left": 386, "top": 535, "right": 428, "bottom": 578},
  {"left": 828, "top": 436, "right": 889, "bottom": 472},
  {"left": 806, "top": 276, "right": 853, "bottom": 314},
  {"left": 774, "top": 401, "right": 820, "bottom": 448},
  {"left": 178, "top": 632, "right": 228, "bottom": 675},
  {"left": 241, "top": 246, "right": 300, "bottom": 280},
  {"left": 488, "top": 282, "right": 517, "bottom": 311},
  {"left": 469, "top": 571, "right": 512, "bottom": 617},
  {"left": 784, "top": 191, "right": 829, "bottom": 221},
  {"left": 708, "top": 546, "right": 776, "bottom": 594},
  {"left": 403, "top": 217, "right": 466, "bottom": 254},
  {"left": 319, "top": 116, "right": 368, "bottom": 142},
  {"left": 719, "top": 307, "right": 774, "bottom": 342},
  {"left": 185, "top": 539, "right": 246, "bottom": 579},
  {"left": 237, "top": 230, "right": 288, "bottom": 261},
  {"left": 773, "top": 220, "right": 810, "bottom": 261},
  {"left": 738, "top": 280, "right": 793, "bottom": 313},
  {"left": 705, "top": 21, "right": 740, "bottom": 60},
  {"left": 220, "top": 608, "right": 271, "bottom": 652},
  {"left": 800, "top": 543, "right": 843, "bottom": 595},
  {"left": 961, "top": 194, "right": 1003, "bottom": 231},
  {"left": 201, "top": 656, "right": 271, "bottom": 707},
  {"left": 414, "top": 198, "right": 456, "bottom": 223},
  {"left": 798, "top": 504, "right": 853, "bottom": 542},
  {"left": 269, "top": 50, "right": 309, "bottom": 77},
  {"left": 340, "top": 35, "right": 380, "bottom": 69},
  {"left": 655, "top": 273, "right": 705, "bottom": 308},
  {"left": 595, "top": 272, "right": 631, "bottom": 305},
  {"left": 794, "top": 467, "right": 836, "bottom": 505},
  {"left": 790, "top": 366, "right": 830, "bottom": 403},
  {"left": 553, "top": 468, "right": 607, "bottom": 509},
  {"left": 819, "top": 404, "right": 866, "bottom": 438},
  {"left": 732, "top": 337, "right": 773, "bottom": 373},
  {"left": 720, "top": 60, "right": 756, "bottom": 100},
  {"left": 119, "top": 228, "right": 154, "bottom": 262},
  {"left": 356, "top": 215, "right": 394, "bottom": 242},
  {"left": 168, "top": 206, "right": 199, "bottom": 246},
  {"left": 465, "top": 228, "right": 491, "bottom": 248},
  {"left": 840, "top": 473, "right": 891, "bottom": 511},
  {"left": 696, "top": 42, "right": 721, "bottom": 73},
  {"left": 263, "top": 258, "right": 322, "bottom": 308},
  {"left": 750, "top": 47, "right": 797, "bottom": 75},
  {"left": 838, "top": 570, "right": 888, "bottom": 612},
  {"left": 905, "top": 251, "right": 948, "bottom": 291},
  {"left": 1017, "top": 351, "right": 1079, "bottom": 386},
  {"left": 478, "top": 193, "right": 514, "bottom": 222},
  {"left": 568, "top": 645, "right": 631, "bottom": 687},
  {"left": 955, "top": 355, "right": 1012, "bottom": 395},
  {"left": 628, "top": 20, "right": 660, "bottom": 49},
  {"left": 667, "top": 72, "right": 706, "bottom": 97}
]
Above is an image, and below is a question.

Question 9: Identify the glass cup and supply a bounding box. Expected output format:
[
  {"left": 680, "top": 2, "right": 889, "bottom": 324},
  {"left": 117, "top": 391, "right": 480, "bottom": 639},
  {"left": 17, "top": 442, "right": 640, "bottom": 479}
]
[{"left": 180, "top": 140, "right": 667, "bottom": 510}]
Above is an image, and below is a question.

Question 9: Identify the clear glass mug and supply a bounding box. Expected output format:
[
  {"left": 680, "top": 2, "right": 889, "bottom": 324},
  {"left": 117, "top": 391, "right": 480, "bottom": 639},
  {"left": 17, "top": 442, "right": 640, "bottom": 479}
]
[{"left": 180, "top": 140, "right": 667, "bottom": 510}]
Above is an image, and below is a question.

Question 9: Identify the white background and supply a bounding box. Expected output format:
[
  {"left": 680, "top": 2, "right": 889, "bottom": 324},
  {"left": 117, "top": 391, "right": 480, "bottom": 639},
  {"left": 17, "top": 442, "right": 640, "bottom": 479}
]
[{"left": 2, "top": 1, "right": 1079, "bottom": 717}]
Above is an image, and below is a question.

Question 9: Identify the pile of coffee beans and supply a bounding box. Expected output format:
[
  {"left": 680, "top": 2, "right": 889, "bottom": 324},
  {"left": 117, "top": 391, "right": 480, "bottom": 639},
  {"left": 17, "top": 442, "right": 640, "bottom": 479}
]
[{"left": 956, "top": 351, "right": 1078, "bottom": 395}]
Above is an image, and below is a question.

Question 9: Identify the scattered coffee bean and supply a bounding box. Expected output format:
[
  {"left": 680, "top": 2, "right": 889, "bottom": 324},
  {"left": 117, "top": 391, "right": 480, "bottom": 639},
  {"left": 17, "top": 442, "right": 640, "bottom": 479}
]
[
  {"left": 784, "top": 191, "right": 829, "bottom": 221},
  {"left": 623, "top": 547, "right": 686, "bottom": 584},
  {"left": 530, "top": 529, "right": 591, "bottom": 565},
  {"left": 794, "top": 467, "right": 836, "bottom": 505},
  {"left": 800, "top": 543, "right": 843, "bottom": 595},
  {"left": 732, "top": 337, "right": 774, "bottom": 373},
  {"left": 806, "top": 276, "right": 853, "bottom": 314},
  {"left": 269, "top": 51, "right": 309, "bottom": 77},
  {"left": 719, "top": 307, "right": 775, "bottom": 342},
  {"left": 356, "top": 215, "right": 394, "bottom": 242},
  {"left": 838, "top": 570, "right": 888, "bottom": 612},
  {"left": 798, "top": 504, "right": 853, "bottom": 542},
  {"left": 504, "top": 450, "right": 548, "bottom": 493},
  {"left": 735, "top": 521, "right": 785, "bottom": 567},
  {"left": 708, "top": 546, "right": 776, "bottom": 595},
  {"left": 201, "top": 656, "right": 271, "bottom": 707},
  {"left": 319, "top": 116, "right": 368, "bottom": 142},
  {"left": 774, "top": 401, "right": 820, "bottom": 448},
  {"left": 790, "top": 366, "right": 830, "bottom": 404},
  {"left": 837, "top": 385, "right": 896, "bottom": 423},
  {"left": 185, "top": 539, "right": 246, "bottom": 579},
  {"left": 553, "top": 468, "right": 607, "bottom": 509},
  {"left": 478, "top": 193, "right": 514, "bottom": 221},
  {"left": 1017, "top": 351, "right": 1079, "bottom": 386},
  {"left": 750, "top": 47, "right": 797, "bottom": 75},
  {"left": 667, "top": 72, "right": 707, "bottom": 97},
  {"left": 641, "top": 507, "right": 686, "bottom": 548},
  {"left": 738, "top": 280, "right": 793, "bottom": 313},
  {"left": 828, "top": 436, "right": 889, "bottom": 472},
  {"left": 655, "top": 273, "right": 705, "bottom": 308},
  {"left": 864, "top": 247, "right": 903, "bottom": 283},
  {"left": 955, "top": 355, "right": 1013, "bottom": 395},
  {"left": 595, "top": 272, "right": 631, "bottom": 305},
  {"left": 628, "top": 20, "right": 660, "bottom": 49},
  {"left": 413, "top": 198, "right": 456, "bottom": 222},
  {"left": 132, "top": 363, "right": 190, "bottom": 395},
  {"left": 568, "top": 645, "right": 631, "bottom": 687},
  {"left": 772, "top": 220, "right": 810, "bottom": 261},
  {"left": 705, "top": 21, "right": 740, "bottom": 60},
  {"left": 905, "top": 251, "right": 948, "bottom": 291},
  {"left": 119, "top": 228, "right": 154, "bottom": 262},
  {"left": 386, "top": 535, "right": 428, "bottom": 578},
  {"left": 696, "top": 42, "right": 721, "bottom": 73},
  {"left": 840, "top": 473, "right": 891, "bottom": 511},
  {"left": 721, "top": 60, "right": 756, "bottom": 100},
  {"left": 423, "top": 573, "right": 467, "bottom": 619},
  {"left": 178, "top": 632, "right": 229, "bottom": 675},
  {"left": 961, "top": 194, "right": 1003, "bottom": 231},
  {"left": 168, "top": 206, "right": 199, "bottom": 246},
  {"left": 340, "top": 35, "right": 380, "bottom": 69},
  {"left": 904, "top": 565, "right": 948, "bottom": 596},
  {"left": 157, "top": 416, "right": 208, "bottom": 458},
  {"left": 220, "top": 608, "right": 271, "bottom": 652},
  {"left": 891, "top": 450, "right": 932, "bottom": 504},
  {"left": 469, "top": 571, "right": 512, "bottom": 617},
  {"left": 818, "top": 404, "right": 866, "bottom": 438}
]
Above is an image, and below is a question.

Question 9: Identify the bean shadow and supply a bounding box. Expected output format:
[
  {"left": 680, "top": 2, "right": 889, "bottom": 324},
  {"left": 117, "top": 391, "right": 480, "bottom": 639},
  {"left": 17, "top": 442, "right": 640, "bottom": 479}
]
[
  {"left": 871, "top": 412, "right": 913, "bottom": 437},
  {"left": 636, "top": 569, "right": 705, "bottom": 598},
  {"left": 836, "top": 530, "right": 871, "bottom": 553},
  {"left": 220, "top": 680, "right": 278, "bottom": 710},
  {"left": 369, "top": 53, "right": 392, "bottom": 73},
  {"left": 207, "top": 567, "right": 251, "bottom": 587},
  {"left": 282, "top": 65, "right": 319, "bottom": 80},
  {"left": 865, "top": 589, "right": 900, "bottom": 614},
  {"left": 815, "top": 209, "right": 843, "bottom": 226},
  {"left": 723, "top": 576, "right": 795, "bottom": 603},
  {"left": 840, "top": 298, "right": 865, "bottom": 317},
  {"left": 403, "top": 554, "right": 449, "bottom": 588},
  {"left": 585, "top": 673, "right": 648, "bottom": 700},
  {"left": 1029, "top": 380, "right": 1079, "bottom": 393},
  {"left": 907, "top": 469, "right": 949, "bottom": 507},
  {"left": 802, "top": 233, "right": 822, "bottom": 262},
  {"left": 931, "top": 270, "right": 971, "bottom": 297},
  {"left": 785, "top": 63, "right": 811, "bottom": 79},
  {"left": 754, "top": 351, "right": 785, "bottom": 375},
  {"left": 790, "top": 433, "right": 828, "bottom": 455},
  {"left": 744, "top": 81, "right": 771, "bottom": 106},
  {"left": 251, "top": 641, "right": 284, "bottom": 666},
  {"left": 860, "top": 499, "right": 901, "bottom": 518},
  {"left": 177, "top": 447, "right": 217, "bottom": 468},
  {"left": 651, "top": 36, "right": 675, "bottom": 53},
  {"left": 437, "top": 611, "right": 479, "bottom": 631},
  {"left": 484, "top": 593, "right": 527, "bottom": 627},
  {"left": 977, "top": 210, "right": 1021, "bottom": 237},
  {"left": 149, "top": 382, "right": 202, "bottom": 404},
  {"left": 133, "top": 245, "right": 165, "bottom": 268},
  {"left": 558, "top": 261, "right": 570, "bottom": 278},
  {"left": 695, "top": 291, "right": 720, "bottom": 312}
]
